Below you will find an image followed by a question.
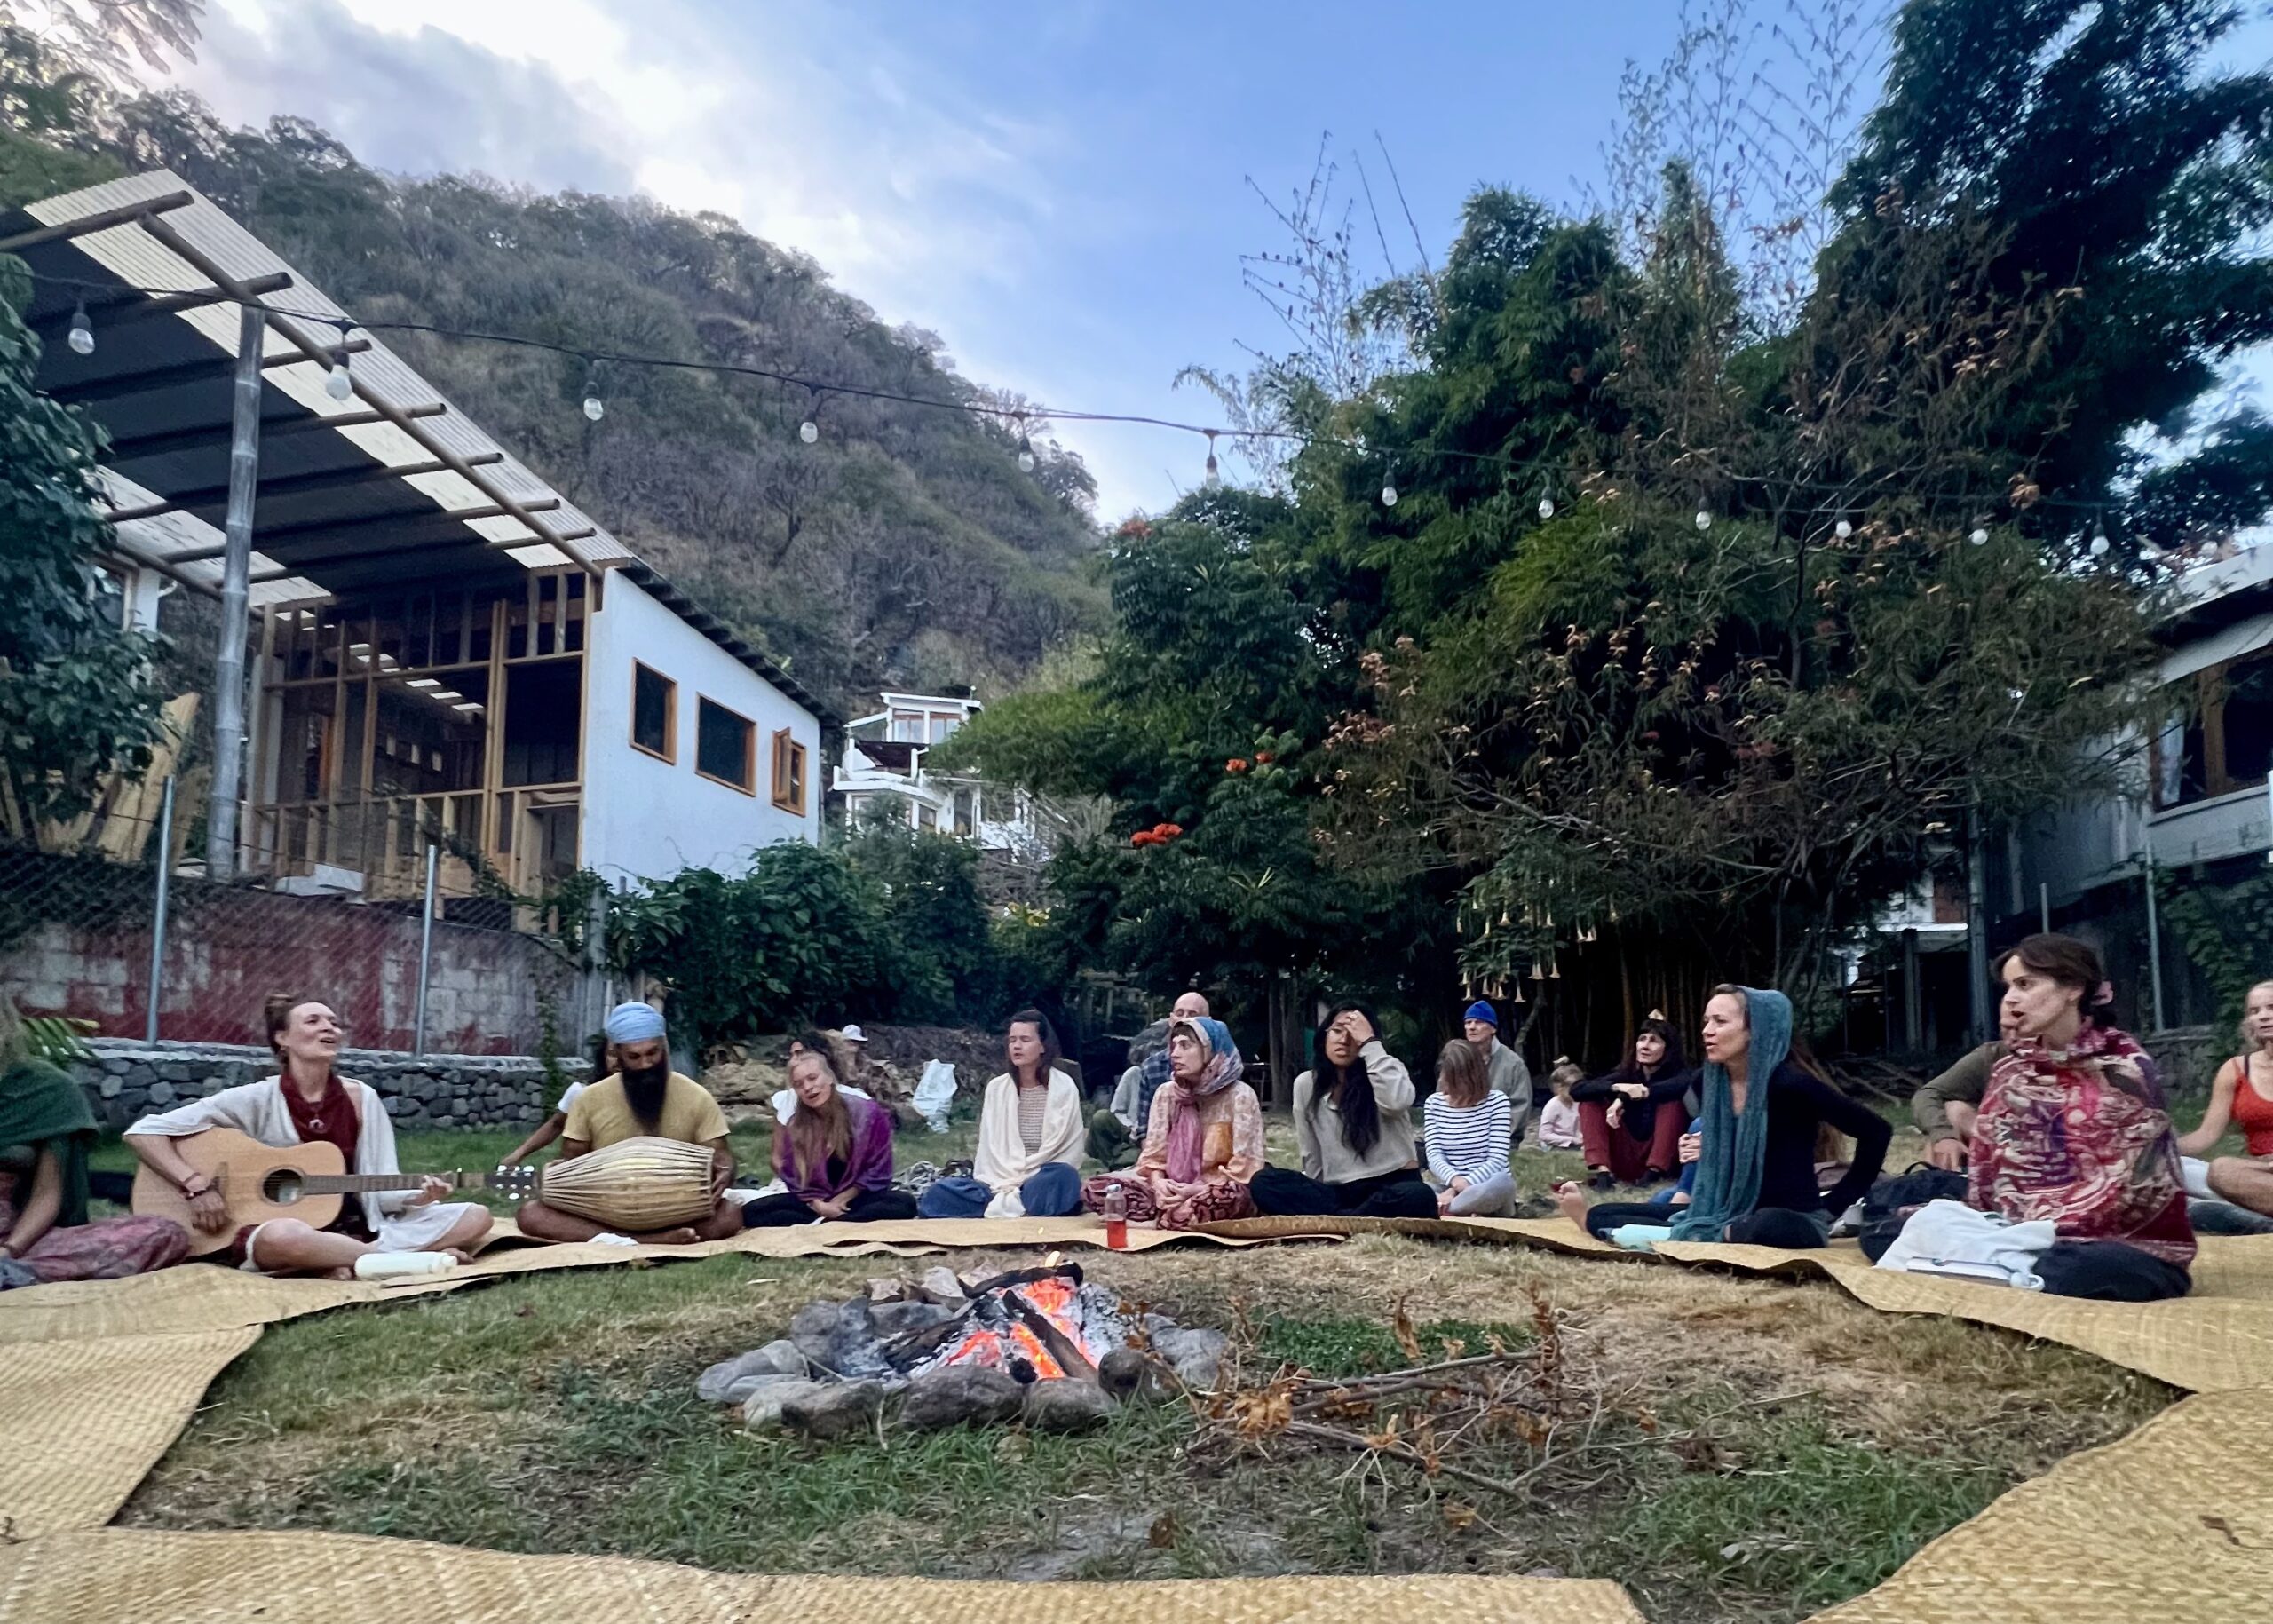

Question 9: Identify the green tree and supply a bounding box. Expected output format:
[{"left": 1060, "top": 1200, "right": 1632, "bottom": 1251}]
[
  {"left": 0, "top": 254, "right": 163, "bottom": 831},
  {"left": 839, "top": 812, "right": 997, "bottom": 1025}
]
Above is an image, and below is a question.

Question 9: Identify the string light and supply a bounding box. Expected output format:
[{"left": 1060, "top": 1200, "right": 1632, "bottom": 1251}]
[
  {"left": 66, "top": 299, "right": 93, "bottom": 355},
  {"left": 1202, "top": 429, "right": 1221, "bottom": 490},
  {"left": 1694, "top": 508, "right": 1712, "bottom": 532},
  {"left": 1382, "top": 470, "right": 1399, "bottom": 508},
  {"left": 323, "top": 345, "right": 353, "bottom": 401},
  {"left": 1969, "top": 527, "right": 1990, "bottom": 546},
  {"left": 798, "top": 418, "right": 820, "bottom": 444},
  {"left": 1833, "top": 517, "right": 1852, "bottom": 540},
  {"left": 2089, "top": 514, "right": 2111, "bottom": 558},
  {"left": 581, "top": 364, "right": 605, "bottom": 422},
  {"left": 1538, "top": 489, "right": 1556, "bottom": 520},
  {"left": 1013, "top": 412, "right": 1035, "bottom": 473}
]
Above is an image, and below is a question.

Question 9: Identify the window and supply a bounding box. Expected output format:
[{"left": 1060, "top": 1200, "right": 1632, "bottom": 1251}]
[
  {"left": 772, "top": 728, "right": 809, "bottom": 815},
  {"left": 630, "top": 663, "right": 676, "bottom": 761},
  {"left": 928, "top": 712, "right": 959, "bottom": 744},
  {"left": 695, "top": 697, "right": 756, "bottom": 793}
]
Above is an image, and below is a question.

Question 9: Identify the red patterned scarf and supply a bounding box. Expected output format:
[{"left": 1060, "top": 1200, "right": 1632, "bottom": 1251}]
[{"left": 1968, "top": 1023, "right": 2194, "bottom": 1266}]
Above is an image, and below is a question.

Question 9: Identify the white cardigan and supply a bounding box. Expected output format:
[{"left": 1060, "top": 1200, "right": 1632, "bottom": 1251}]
[
  {"left": 126, "top": 1075, "right": 409, "bottom": 1232},
  {"left": 972, "top": 1070, "right": 1084, "bottom": 1217}
]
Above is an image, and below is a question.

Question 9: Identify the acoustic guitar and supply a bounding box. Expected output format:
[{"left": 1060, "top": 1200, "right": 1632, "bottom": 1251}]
[{"left": 131, "top": 1128, "right": 539, "bottom": 1256}]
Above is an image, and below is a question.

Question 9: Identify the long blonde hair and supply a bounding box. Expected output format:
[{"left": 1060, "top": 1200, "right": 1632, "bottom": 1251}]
[{"left": 778, "top": 1050, "right": 853, "bottom": 1184}]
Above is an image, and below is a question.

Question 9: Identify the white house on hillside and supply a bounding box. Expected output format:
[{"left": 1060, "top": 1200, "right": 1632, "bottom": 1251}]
[
  {"left": 833, "top": 690, "right": 1059, "bottom": 858},
  {"left": 9, "top": 170, "right": 829, "bottom": 904}
]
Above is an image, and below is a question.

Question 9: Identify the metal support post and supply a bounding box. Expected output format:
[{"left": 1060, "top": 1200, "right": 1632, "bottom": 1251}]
[
  {"left": 144, "top": 777, "right": 175, "bottom": 1043},
  {"left": 1967, "top": 818, "right": 1992, "bottom": 1045},
  {"left": 2039, "top": 882, "right": 2051, "bottom": 934},
  {"left": 2143, "top": 848, "right": 2167, "bottom": 1034},
  {"left": 1901, "top": 927, "right": 1922, "bottom": 1052},
  {"left": 413, "top": 843, "right": 438, "bottom": 1055},
  {"left": 204, "top": 300, "right": 266, "bottom": 879}
]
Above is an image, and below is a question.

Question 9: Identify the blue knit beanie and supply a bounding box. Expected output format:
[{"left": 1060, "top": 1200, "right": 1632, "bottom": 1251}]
[{"left": 1462, "top": 1000, "right": 1498, "bottom": 1028}]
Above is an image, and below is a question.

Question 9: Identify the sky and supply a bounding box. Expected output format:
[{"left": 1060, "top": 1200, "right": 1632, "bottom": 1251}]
[{"left": 155, "top": 0, "right": 2271, "bottom": 521}]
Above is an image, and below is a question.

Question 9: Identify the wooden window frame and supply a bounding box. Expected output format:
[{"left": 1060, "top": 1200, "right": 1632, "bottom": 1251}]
[
  {"left": 772, "top": 727, "right": 808, "bottom": 816},
  {"left": 629, "top": 662, "right": 677, "bottom": 764},
  {"left": 693, "top": 695, "right": 756, "bottom": 796}
]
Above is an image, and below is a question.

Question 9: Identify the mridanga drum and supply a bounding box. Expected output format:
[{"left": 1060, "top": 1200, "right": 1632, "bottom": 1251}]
[{"left": 537, "top": 1137, "right": 715, "bottom": 1231}]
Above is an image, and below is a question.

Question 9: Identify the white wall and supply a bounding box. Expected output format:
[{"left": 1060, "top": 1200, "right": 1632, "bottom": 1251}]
[{"left": 582, "top": 573, "right": 821, "bottom": 880}]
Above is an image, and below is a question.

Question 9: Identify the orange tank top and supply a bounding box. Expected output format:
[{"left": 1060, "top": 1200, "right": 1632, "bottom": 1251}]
[{"left": 2228, "top": 1056, "right": 2273, "bottom": 1158}]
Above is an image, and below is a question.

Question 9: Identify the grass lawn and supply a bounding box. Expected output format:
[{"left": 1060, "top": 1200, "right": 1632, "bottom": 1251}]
[{"left": 99, "top": 1103, "right": 2181, "bottom": 1624}]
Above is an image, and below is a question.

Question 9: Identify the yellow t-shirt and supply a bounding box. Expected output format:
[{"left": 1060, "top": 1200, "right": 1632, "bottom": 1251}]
[{"left": 564, "top": 1072, "right": 729, "bottom": 1150}]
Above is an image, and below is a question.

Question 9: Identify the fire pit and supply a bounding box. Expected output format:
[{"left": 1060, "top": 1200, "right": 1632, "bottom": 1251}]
[{"left": 696, "top": 1260, "right": 1226, "bottom": 1438}]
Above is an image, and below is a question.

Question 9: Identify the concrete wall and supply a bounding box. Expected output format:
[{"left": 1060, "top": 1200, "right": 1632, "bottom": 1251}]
[
  {"left": 67, "top": 1037, "right": 590, "bottom": 1133},
  {"left": 582, "top": 574, "right": 821, "bottom": 882},
  {"left": 0, "top": 859, "right": 575, "bottom": 1053}
]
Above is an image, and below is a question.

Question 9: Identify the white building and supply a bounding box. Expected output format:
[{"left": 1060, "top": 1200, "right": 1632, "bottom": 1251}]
[
  {"left": 833, "top": 691, "right": 1058, "bottom": 857},
  {"left": 10, "top": 170, "right": 829, "bottom": 901}
]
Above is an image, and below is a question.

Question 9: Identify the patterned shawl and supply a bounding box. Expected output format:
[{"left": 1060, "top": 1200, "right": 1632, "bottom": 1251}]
[
  {"left": 1161, "top": 1018, "right": 1243, "bottom": 1184},
  {"left": 1670, "top": 988, "right": 1792, "bottom": 1243},
  {"left": 1968, "top": 1022, "right": 2194, "bottom": 1265}
]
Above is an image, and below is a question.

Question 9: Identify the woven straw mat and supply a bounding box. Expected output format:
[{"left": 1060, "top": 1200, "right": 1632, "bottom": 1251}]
[
  {"left": 0, "top": 1527, "right": 1647, "bottom": 1624},
  {"left": 0, "top": 1328, "right": 258, "bottom": 1540}
]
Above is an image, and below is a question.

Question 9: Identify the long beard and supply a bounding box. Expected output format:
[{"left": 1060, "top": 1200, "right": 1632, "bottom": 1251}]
[{"left": 622, "top": 1062, "right": 670, "bottom": 1131}]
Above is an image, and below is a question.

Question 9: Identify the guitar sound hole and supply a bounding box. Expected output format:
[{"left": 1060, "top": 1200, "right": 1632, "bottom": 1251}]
[{"left": 262, "top": 1169, "right": 305, "bottom": 1205}]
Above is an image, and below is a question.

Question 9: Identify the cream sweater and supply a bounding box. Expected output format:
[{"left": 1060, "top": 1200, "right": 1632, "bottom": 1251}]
[{"left": 972, "top": 1070, "right": 1084, "bottom": 1217}]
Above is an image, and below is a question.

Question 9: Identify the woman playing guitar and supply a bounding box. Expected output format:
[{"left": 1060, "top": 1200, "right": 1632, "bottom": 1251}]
[{"left": 126, "top": 994, "right": 492, "bottom": 1277}]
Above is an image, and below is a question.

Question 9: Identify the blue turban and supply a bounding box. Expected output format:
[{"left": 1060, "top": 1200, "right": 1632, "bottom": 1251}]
[
  {"left": 1463, "top": 1000, "right": 1499, "bottom": 1028},
  {"left": 605, "top": 1002, "right": 667, "bottom": 1044}
]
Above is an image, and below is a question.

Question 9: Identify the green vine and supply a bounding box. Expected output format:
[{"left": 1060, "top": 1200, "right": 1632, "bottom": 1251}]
[{"left": 2156, "top": 869, "right": 2273, "bottom": 1040}]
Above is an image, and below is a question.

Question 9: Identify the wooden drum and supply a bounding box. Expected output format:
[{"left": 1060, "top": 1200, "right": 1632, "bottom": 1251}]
[{"left": 538, "top": 1137, "right": 716, "bottom": 1231}]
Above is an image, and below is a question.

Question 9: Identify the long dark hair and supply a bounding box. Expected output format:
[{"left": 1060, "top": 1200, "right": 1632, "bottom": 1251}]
[
  {"left": 1311, "top": 1002, "right": 1385, "bottom": 1159},
  {"left": 1612, "top": 1015, "right": 1684, "bottom": 1084},
  {"left": 1006, "top": 1008, "right": 1062, "bottom": 1089}
]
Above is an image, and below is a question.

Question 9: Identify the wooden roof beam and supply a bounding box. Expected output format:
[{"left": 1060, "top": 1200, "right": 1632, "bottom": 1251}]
[{"left": 0, "top": 191, "right": 193, "bottom": 254}]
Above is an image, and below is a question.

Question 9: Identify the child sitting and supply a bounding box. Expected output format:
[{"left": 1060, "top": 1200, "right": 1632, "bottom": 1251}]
[{"left": 1535, "top": 1061, "right": 1584, "bottom": 1150}]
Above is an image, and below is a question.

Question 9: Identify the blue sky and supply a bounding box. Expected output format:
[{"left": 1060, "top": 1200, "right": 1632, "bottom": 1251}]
[{"left": 168, "top": 1, "right": 2269, "bottom": 519}]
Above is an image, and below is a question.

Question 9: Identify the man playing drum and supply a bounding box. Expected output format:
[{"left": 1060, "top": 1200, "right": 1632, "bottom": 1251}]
[{"left": 513, "top": 1002, "right": 745, "bottom": 1245}]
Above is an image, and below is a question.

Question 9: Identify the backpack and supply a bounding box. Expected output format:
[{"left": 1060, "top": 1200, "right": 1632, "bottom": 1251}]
[{"left": 1857, "top": 1164, "right": 1971, "bottom": 1262}]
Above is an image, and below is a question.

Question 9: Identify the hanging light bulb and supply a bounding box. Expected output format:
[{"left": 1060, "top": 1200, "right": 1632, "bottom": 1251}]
[
  {"left": 1013, "top": 412, "right": 1035, "bottom": 473},
  {"left": 324, "top": 345, "right": 353, "bottom": 401},
  {"left": 1833, "top": 518, "right": 1853, "bottom": 541},
  {"left": 1203, "top": 430, "right": 1222, "bottom": 490},
  {"left": 1968, "top": 527, "right": 1989, "bottom": 546},
  {"left": 581, "top": 364, "right": 605, "bottom": 422},
  {"left": 66, "top": 299, "right": 93, "bottom": 356},
  {"left": 1694, "top": 508, "right": 1712, "bottom": 532},
  {"left": 1538, "top": 491, "right": 1556, "bottom": 520},
  {"left": 2089, "top": 517, "right": 2110, "bottom": 558},
  {"left": 799, "top": 419, "right": 820, "bottom": 444},
  {"left": 1381, "top": 478, "right": 1399, "bottom": 508}
]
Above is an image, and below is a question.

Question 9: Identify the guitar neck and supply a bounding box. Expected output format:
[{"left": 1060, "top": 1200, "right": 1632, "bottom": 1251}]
[{"left": 299, "top": 1170, "right": 480, "bottom": 1195}]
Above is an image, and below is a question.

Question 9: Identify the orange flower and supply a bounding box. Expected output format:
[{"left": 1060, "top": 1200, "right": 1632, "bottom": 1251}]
[
  {"left": 1130, "top": 831, "right": 1154, "bottom": 848},
  {"left": 1255, "top": 751, "right": 1274, "bottom": 764},
  {"left": 1161, "top": 822, "right": 1184, "bottom": 837},
  {"left": 1226, "top": 758, "right": 1250, "bottom": 773}
]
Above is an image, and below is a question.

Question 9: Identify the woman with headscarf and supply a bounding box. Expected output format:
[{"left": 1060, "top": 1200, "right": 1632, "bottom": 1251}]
[
  {"left": 918, "top": 1009, "right": 1086, "bottom": 1218},
  {"left": 1568, "top": 1012, "right": 1690, "bottom": 1187},
  {"left": 1960, "top": 934, "right": 2195, "bottom": 1300},
  {"left": 0, "top": 997, "right": 188, "bottom": 1287},
  {"left": 1081, "top": 1016, "right": 1262, "bottom": 1229},
  {"left": 1555, "top": 986, "right": 1888, "bottom": 1248},
  {"left": 1250, "top": 1003, "right": 1437, "bottom": 1219}
]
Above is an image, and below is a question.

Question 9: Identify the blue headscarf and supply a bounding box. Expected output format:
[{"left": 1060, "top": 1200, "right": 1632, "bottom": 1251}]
[
  {"left": 1669, "top": 987, "right": 1792, "bottom": 1242},
  {"left": 1162, "top": 1017, "right": 1244, "bottom": 1183},
  {"left": 605, "top": 1001, "right": 667, "bottom": 1044}
]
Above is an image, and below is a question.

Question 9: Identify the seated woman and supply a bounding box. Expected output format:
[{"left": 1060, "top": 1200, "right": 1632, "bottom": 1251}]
[
  {"left": 1535, "top": 1060, "right": 1585, "bottom": 1150},
  {"left": 1569, "top": 1014, "right": 1689, "bottom": 1187},
  {"left": 1251, "top": 1005, "right": 1436, "bottom": 1219},
  {"left": 1962, "top": 935, "right": 2195, "bottom": 1301},
  {"left": 127, "top": 994, "right": 491, "bottom": 1277},
  {"left": 2178, "top": 978, "right": 2273, "bottom": 1221},
  {"left": 741, "top": 1047, "right": 917, "bottom": 1226},
  {"left": 0, "top": 997, "right": 187, "bottom": 1286},
  {"left": 1424, "top": 1040, "right": 1516, "bottom": 1216},
  {"left": 1081, "top": 1017, "right": 1261, "bottom": 1229},
  {"left": 918, "top": 1009, "right": 1084, "bottom": 1218},
  {"left": 1557, "top": 986, "right": 1888, "bottom": 1249}
]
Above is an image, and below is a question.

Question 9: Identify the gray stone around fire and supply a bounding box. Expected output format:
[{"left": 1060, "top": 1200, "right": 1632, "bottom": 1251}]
[
  {"left": 899, "top": 1365, "right": 1025, "bottom": 1430},
  {"left": 741, "top": 1377, "right": 830, "bottom": 1430},
  {"left": 696, "top": 1341, "right": 810, "bottom": 1404},
  {"left": 916, "top": 1266, "right": 967, "bottom": 1306},
  {"left": 1152, "top": 1327, "right": 1229, "bottom": 1391},
  {"left": 1022, "top": 1378, "right": 1117, "bottom": 1432},
  {"left": 782, "top": 1380, "right": 885, "bottom": 1439},
  {"left": 788, "top": 1300, "right": 842, "bottom": 1367},
  {"left": 870, "top": 1299, "right": 955, "bottom": 1338},
  {"left": 1097, "top": 1347, "right": 1176, "bottom": 1404}
]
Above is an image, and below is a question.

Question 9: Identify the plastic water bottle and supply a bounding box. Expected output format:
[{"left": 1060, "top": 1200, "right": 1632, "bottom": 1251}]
[{"left": 1101, "top": 1182, "right": 1128, "bottom": 1249}]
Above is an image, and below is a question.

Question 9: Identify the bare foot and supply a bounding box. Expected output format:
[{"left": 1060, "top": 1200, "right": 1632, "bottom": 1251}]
[
  {"left": 321, "top": 1266, "right": 355, "bottom": 1281},
  {"left": 653, "top": 1226, "right": 701, "bottom": 1246},
  {"left": 1553, "top": 1182, "right": 1591, "bottom": 1232}
]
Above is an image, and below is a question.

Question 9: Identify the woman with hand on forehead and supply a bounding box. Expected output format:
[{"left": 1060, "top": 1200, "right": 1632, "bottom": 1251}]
[
  {"left": 126, "top": 994, "right": 492, "bottom": 1277},
  {"left": 1250, "top": 1003, "right": 1437, "bottom": 1220}
]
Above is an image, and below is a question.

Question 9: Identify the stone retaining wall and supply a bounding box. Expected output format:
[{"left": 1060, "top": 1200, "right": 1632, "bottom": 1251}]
[
  {"left": 68, "top": 1037, "right": 589, "bottom": 1133},
  {"left": 2144, "top": 1025, "right": 2222, "bottom": 1097}
]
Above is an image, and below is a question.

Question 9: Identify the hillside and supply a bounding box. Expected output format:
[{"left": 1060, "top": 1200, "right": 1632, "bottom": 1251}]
[{"left": 1, "top": 63, "right": 1105, "bottom": 716}]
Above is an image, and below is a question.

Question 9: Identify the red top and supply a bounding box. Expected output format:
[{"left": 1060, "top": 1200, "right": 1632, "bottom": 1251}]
[
  {"left": 2227, "top": 1056, "right": 2273, "bottom": 1158},
  {"left": 283, "top": 1073, "right": 365, "bottom": 1237}
]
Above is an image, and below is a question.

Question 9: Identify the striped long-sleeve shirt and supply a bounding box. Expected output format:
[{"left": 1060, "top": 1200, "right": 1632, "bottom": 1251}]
[{"left": 1424, "top": 1090, "right": 1513, "bottom": 1186}]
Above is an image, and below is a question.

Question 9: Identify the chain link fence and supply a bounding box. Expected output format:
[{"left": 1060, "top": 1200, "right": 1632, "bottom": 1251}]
[{"left": 0, "top": 782, "right": 600, "bottom": 1057}]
